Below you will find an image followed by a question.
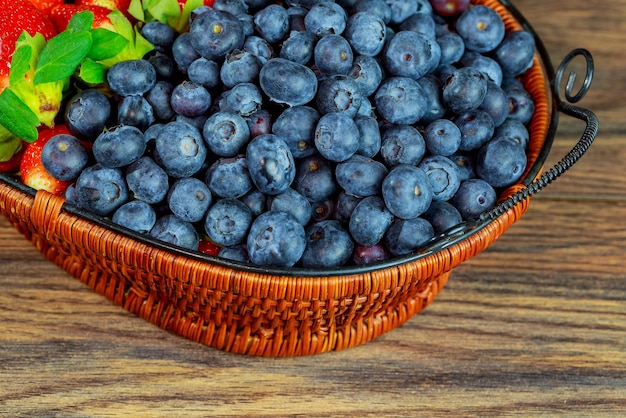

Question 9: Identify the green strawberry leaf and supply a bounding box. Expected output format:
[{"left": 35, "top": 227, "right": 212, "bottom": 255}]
[
  {"left": 66, "top": 10, "right": 95, "bottom": 33},
  {"left": 0, "top": 88, "right": 39, "bottom": 143},
  {"left": 108, "top": 10, "right": 135, "bottom": 41},
  {"left": 33, "top": 30, "right": 93, "bottom": 85},
  {"left": 79, "top": 58, "right": 107, "bottom": 85},
  {"left": 128, "top": 0, "right": 146, "bottom": 22},
  {"left": 88, "top": 28, "right": 129, "bottom": 61},
  {"left": 149, "top": 0, "right": 181, "bottom": 22},
  {"left": 9, "top": 32, "right": 46, "bottom": 87}
]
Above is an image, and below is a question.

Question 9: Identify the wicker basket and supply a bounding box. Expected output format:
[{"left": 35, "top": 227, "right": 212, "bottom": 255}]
[{"left": 0, "top": 0, "right": 598, "bottom": 356}]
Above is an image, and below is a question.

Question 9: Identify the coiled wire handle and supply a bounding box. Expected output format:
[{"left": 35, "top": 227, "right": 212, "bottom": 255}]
[{"left": 481, "top": 48, "right": 599, "bottom": 221}]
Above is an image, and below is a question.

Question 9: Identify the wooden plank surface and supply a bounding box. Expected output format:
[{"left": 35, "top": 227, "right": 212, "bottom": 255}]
[{"left": 1, "top": 0, "right": 625, "bottom": 416}]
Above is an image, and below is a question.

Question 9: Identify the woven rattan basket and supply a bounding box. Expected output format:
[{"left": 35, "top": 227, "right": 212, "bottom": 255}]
[{"left": 0, "top": 0, "right": 598, "bottom": 356}]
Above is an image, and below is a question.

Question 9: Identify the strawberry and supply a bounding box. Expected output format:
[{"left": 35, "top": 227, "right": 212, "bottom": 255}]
[
  {"left": 76, "top": 0, "right": 132, "bottom": 13},
  {"left": 198, "top": 239, "right": 221, "bottom": 257},
  {"left": 48, "top": 4, "right": 115, "bottom": 32},
  {"left": 20, "top": 125, "right": 72, "bottom": 195},
  {"left": 28, "top": 0, "right": 65, "bottom": 17},
  {"left": 0, "top": 0, "right": 57, "bottom": 91}
]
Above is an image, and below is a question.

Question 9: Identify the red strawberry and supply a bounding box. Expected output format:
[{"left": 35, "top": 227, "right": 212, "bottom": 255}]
[
  {"left": 20, "top": 125, "right": 73, "bottom": 195},
  {"left": 0, "top": 0, "right": 57, "bottom": 91},
  {"left": 76, "top": 0, "right": 132, "bottom": 13},
  {"left": 48, "top": 4, "right": 115, "bottom": 32},
  {"left": 198, "top": 239, "right": 221, "bottom": 257},
  {"left": 28, "top": 0, "right": 65, "bottom": 17}
]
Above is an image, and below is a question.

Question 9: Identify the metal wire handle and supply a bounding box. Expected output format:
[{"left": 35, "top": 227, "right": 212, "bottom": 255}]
[{"left": 480, "top": 48, "right": 599, "bottom": 221}]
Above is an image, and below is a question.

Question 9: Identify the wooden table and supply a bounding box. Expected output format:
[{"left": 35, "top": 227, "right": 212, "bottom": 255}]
[{"left": 1, "top": 1, "right": 625, "bottom": 416}]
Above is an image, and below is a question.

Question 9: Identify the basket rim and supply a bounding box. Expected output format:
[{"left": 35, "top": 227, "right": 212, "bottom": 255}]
[{"left": 0, "top": 0, "right": 559, "bottom": 279}]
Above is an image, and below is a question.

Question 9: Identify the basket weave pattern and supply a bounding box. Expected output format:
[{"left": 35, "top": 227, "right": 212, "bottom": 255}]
[{"left": 0, "top": 0, "right": 551, "bottom": 356}]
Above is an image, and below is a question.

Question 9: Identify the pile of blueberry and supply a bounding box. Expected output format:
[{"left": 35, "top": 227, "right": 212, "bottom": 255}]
[{"left": 47, "top": 0, "right": 538, "bottom": 268}]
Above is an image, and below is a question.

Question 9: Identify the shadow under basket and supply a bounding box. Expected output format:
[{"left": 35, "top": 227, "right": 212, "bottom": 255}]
[{"left": 0, "top": 0, "right": 599, "bottom": 356}]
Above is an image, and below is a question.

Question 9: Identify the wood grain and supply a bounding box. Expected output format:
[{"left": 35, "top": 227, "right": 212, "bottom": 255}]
[{"left": 1, "top": 0, "right": 625, "bottom": 416}]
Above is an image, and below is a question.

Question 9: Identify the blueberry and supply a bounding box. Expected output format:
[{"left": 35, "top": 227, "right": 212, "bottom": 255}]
[
  {"left": 75, "top": 164, "right": 129, "bottom": 217},
  {"left": 448, "top": 152, "right": 476, "bottom": 182},
  {"left": 442, "top": 66, "right": 488, "bottom": 114},
  {"left": 380, "top": 124, "right": 426, "bottom": 167},
  {"left": 220, "top": 50, "right": 262, "bottom": 88},
  {"left": 117, "top": 95, "right": 155, "bottom": 131},
  {"left": 168, "top": 177, "right": 212, "bottom": 223},
  {"left": 454, "top": 109, "right": 495, "bottom": 152},
  {"left": 424, "top": 118, "right": 462, "bottom": 156},
  {"left": 218, "top": 245, "right": 250, "bottom": 263},
  {"left": 348, "top": 55, "right": 383, "bottom": 97},
  {"left": 241, "top": 189, "right": 267, "bottom": 217},
  {"left": 259, "top": 58, "right": 318, "bottom": 106},
  {"left": 202, "top": 111, "right": 250, "bottom": 157},
  {"left": 311, "top": 199, "right": 336, "bottom": 222},
  {"left": 246, "top": 134, "right": 295, "bottom": 195},
  {"left": 247, "top": 210, "right": 306, "bottom": 267},
  {"left": 398, "top": 12, "right": 436, "bottom": 39},
  {"left": 150, "top": 214, "right": 199, "bottom": 251},
  {"left": 451, "top": 178, "right": 496, "bottom": 220},
  {"left": 271, "top": 106, "right": 320, "bottom": 158},
  {"left": 436, "top": 32, "right": 465, "bottom": 66},
  {"left": 476, "top": 136, "right": 527, "bottom": 188},
  {"left": 170, "top": 81, "right": 212, "bottom": 118},
  {"left": 348, "top": 196, "right": 394, "bottom": 246},
  {"left": 344, "top": 12, "right": 386, "bottom": 57},
  {"left": 418, "top": 155, "right": 462, "bottom": 202},
  {"left": 352, "top": 243, "right": 389, "bottom": 265},
  {"left": 314, "top": 34, "right": 354, "bottom": 76},
  {"left": 279, "top": 30, "right": 317, "bottom": 65},
  {"left": 141, "top": 21, "right": 176, "bottom": 53},
  {"left": 172, "top": 33, "right": 200, "bottom": 73},
  {"left": 354, "top": 115, "right": 381, "bottom": 158},
  {"left": 335, "top": 154, "right": 388, "bottom": 197},
  {"left": 294, "top": 154, "right": 338, "bottom": 203},
  {"left": 314, "top": 112, "right": 360, "bottom": 162},
  {"left": 112, "top": 200, "right": 157, "bottom": 234},
  {"left": 316, "top": 75, "right": 362, "bottom": 117},
  {"left": 243, "top": 35, "right": 275, "bottom": 64},
  {"left": 93, "top": 125, "right": 146, "bottom": 168},
  {"left": 422, "top": 200, "right": 463, "bottom": 235},
  {"left": 301, "top": 220, "right": 354, "bottom": 268},
  {"left": 187, "top": 57, "right": 220, "bottom": 89},
  {"left": 238, "top": 13, "right": 255, "bottom": 37},
  {"left": 334, "top": 191, "right": 362, "bottom": 223},
  {"left": 107, "top": 59, "right": 157, "bottom": 96},
  {"left": 175, "top": 114, "right": 208, "bottom": 132},
  {"left": 254, "top": 4, "right": 290, "bottom": 43},
  {"left": 384, "top": 217, "right": 434, "bottom": 256},
  {"left": 125, "top": 157, "right": 169, "bottom": 204},
  {"left": 204, "top": 198, "right": 253, "bottom": 247},
  {"left": 382, "top": 164, "right": 433, "bottom": 219},
  {"left": 354, "top": 0, "right": 392, "bottom": 24},
  {"left": 460, "top": 51, "right": 503, "bottom": 86},
  {"left": 245, "top": 108, "right": 273, "bottom": 138},
  {"left": 143, "top": 123, "right": 165, "bottom": 144},
  {"left": 493, "top": 30, "right": 535, "bottom": 77},
  {"left": 383, "top": 31, "right": 440, "bottom": 79},
  {"left": 219, "top": 82, "right": 262, "bottom": 116},
  {"left": 478, "top": 81, "right": 509, "bottom": 127},
  {"left": 504, "top": 84, "right": 535, "bottom": 125},
  {"left": 304, "top": 2, "right": 347, "bottom": 36},
  {"left": 205, "top": 155, "right": 254, "bottom": 199},
  {"left": 146, "top": 81, "right": 175, "bottom": 121},
  {"left": 455, "top": 5, "right": 505, "bottom": 53},
  {"left": 386, "top": 0, "right": 419, "bottom": 25},
  {"left": 269, "top": 188, "right": 312, "bottom": 226},
  {"left": 494, "top": 119, "right": 530, "bottom": 149},
  {"left": 374, "top": 76, "right": 428, "bottom": 125},
  {"left": 64, "top": 89, "right": 111, "bottom": 140},
  {"left": 213, "top": 0, "right": 249, "bottom": 16},
  {"left": 41, "top": 134, "right": 89, "bottom": 181},
  {"left": 417, "top": 74, "right": 447, "bottom": 124},
  {"left": 189, "top": 10, "right": 245, "bottom": 60},
  {"left": 148, "top": 52, "right": 178, "bottom": 82},
  {"left": 154, "top": 121, "right": 207, "bottom": 178}
]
